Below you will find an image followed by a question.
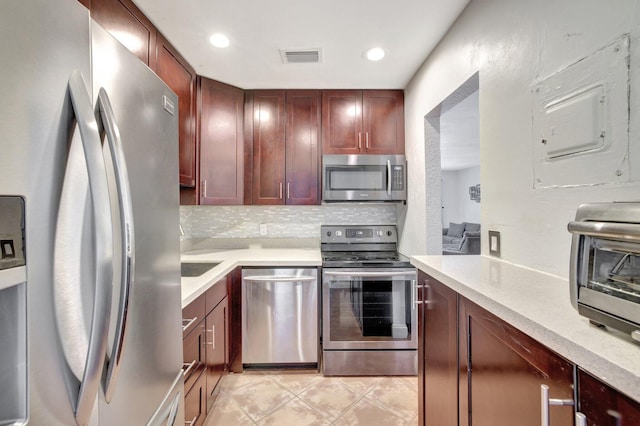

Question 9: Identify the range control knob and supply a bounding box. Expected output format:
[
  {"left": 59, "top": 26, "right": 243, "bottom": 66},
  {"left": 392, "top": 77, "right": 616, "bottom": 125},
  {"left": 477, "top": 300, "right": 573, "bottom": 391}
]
[
  {"left": 326, "top": 231, "right": 332, "bottom": 237},
  {"left": 376, "top": 230, "right": 384, "bottom": 237},
  {"left": 387, "top": 230, "right": 393, "bottom": 236}
]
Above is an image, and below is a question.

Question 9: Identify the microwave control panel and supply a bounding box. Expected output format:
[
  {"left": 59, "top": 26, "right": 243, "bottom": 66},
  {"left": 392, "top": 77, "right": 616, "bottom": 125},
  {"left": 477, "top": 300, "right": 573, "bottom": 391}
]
[{"left": 391, "top": 166, "right": 404, "bottom": 190}]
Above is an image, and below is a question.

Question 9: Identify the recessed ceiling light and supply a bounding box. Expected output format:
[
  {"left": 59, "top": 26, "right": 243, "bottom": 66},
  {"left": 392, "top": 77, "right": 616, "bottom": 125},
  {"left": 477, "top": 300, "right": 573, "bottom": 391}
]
[
  {"left": 366, "top": 47, "right": 385, "bottom": 61},
  {"left": 209, "top": 33, "right": 230, "bottom": 48}
]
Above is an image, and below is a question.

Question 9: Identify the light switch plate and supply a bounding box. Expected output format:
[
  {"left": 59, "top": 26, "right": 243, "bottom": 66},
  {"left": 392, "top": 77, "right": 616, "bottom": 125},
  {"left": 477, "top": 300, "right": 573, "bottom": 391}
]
[{"left": 489, "top": 230, "right": 501, "bottom": 257}]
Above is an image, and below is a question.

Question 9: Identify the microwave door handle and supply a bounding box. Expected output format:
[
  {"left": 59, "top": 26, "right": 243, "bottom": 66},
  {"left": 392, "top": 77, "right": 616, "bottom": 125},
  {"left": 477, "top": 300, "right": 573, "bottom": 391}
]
[
  {"left": 67, "top": 70, "right": 114, "bottom": 426},
  {"left": 387, "top": 159, "right": 392, "bottom": 196},
  {"left": 568, "top": 221, "right": 640, "bottom": 242},
  {"left": 95, "top": 88, "right": 135, "bottom": 403}
]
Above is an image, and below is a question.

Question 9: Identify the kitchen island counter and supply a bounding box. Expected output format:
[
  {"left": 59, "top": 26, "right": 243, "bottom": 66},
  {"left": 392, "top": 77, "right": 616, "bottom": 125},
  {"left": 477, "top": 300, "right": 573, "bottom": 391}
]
[
  {"left": 410, "top": 254, "right": 640, "bottom": 403},
  {"left": 181, "top": 248, "right": 321, "bottom": 308}
]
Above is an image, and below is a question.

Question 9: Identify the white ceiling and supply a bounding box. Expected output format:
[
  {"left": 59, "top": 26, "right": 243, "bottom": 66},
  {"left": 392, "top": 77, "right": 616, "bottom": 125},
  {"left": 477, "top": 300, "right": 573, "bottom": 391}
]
[{"left": 132, "top": 0, "right": 470, "bottom": 90}]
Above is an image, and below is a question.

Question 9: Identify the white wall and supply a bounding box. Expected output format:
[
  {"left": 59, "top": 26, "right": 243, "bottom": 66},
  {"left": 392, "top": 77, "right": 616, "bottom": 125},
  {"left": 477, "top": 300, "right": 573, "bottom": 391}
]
[
  {"left": 441, "top": 167, "right": 481, "bottom": 226},
  {"left": 400, "top": 0, "right": 640, "bottom": 278}
]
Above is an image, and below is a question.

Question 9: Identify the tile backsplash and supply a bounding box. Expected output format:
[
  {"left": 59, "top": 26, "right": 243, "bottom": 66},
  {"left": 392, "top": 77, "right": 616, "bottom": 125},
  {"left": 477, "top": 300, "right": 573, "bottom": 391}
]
[{"left": 180, "top": 204, "right": 398, "bottom": 239}]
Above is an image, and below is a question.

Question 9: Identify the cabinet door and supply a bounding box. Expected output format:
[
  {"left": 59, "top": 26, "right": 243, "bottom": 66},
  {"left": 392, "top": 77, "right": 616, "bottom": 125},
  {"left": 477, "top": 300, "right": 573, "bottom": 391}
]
[
  {"left": 321, "top": 90, "right": 363, "bottom": 154},
  {"left": 417, "top": 272, "right": 458, "bottom": 426},
  {"left": 459, "top": 298, "right": 574, "bottom": 426},
  {"left": 252, "top": 90, "right": 286, "bottom": 205},
  {"left": 91, "top": 0, "right": 157, "bottom": 66},
  {"left": 205, "top": 297, "right": 228, "bottom": 410},
  {"left": 154, "top": 34, "right": 197, "bottom": 188},
  {"left": 578, "top": 368, "right": 640, "bottom": 425},
  {"left": 199, "top": 78, "right": 244, "bottom": 205},
  {"left": 285, "top": 90, "right": 321, "bottom": 205},
  {"left": 362, "top": 90, "right": 405, "bottom": 154}
]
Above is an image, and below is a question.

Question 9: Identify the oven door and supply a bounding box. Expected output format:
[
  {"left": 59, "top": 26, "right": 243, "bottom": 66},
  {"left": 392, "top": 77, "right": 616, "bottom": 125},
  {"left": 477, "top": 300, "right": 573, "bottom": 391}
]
[{"left": 322, "top": 268, "right": 417, "bottom": 350}]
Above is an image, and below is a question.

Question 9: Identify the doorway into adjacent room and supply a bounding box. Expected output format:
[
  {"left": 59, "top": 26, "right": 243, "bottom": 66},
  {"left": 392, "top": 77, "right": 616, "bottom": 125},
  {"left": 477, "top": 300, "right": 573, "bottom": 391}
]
[{"left": 424, "top": 73, "right": 480, "bottom": 255}]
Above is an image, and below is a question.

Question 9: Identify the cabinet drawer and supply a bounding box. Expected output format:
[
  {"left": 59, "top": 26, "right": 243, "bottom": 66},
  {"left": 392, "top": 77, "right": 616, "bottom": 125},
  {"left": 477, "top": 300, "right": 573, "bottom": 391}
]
[
  {"left": 183, "top": 321, "right": 205, "bottom": 390},
  {"left": 183, "top": 295, "right": 205, "bottom": 337},
  {"left": 184, "top": 370, "right": 206, "bottom": 426}
]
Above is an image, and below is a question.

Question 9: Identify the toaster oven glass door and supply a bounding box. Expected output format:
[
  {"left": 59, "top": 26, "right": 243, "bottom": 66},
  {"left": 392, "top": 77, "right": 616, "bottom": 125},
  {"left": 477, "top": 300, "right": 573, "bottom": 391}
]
[{"left": 587, "top": 238, "right": 640, "bottom": 305}]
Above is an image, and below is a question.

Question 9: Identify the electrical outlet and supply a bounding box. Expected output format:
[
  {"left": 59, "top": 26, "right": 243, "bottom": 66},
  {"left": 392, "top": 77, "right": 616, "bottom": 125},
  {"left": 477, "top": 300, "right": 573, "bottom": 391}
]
[{"left": 259, "top": 223, "right": 268, "bottom": 236}]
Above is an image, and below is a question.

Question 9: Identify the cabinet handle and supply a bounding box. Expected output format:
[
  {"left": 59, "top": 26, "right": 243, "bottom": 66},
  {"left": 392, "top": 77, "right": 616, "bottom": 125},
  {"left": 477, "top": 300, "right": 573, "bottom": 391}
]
[
  {"left": 279, "top": 182, "right": 283, "bottom": 199},
  {"left": 209, "top": 325, "right": 215, "bottom": 350},
  {"left": 607, "top": 409, "right": 622, "bottom": 426},
  {"left": 201, "top": 180, "right": 207, "bottom": 198},
  {"left": 181, "top": 316, "right": 198, "bottom": 332},
  {"left": 365, "top": 132, "right": 369, "bottom": 149},
  {"left": 182, "top": 360, "right": 197, "bottom": 377},
  {"left": 575, "top": 413, "right": 587, "bottom": 426},
  {"left": 185, "top": 415, "right": 198, "bottom": 426},
  {"left": 540, "top": 384, "right": 574, "bottom": 426},
  {"left": 287, "top": 182, "right": 290, "bottom": 199},
  {"left": 358, "top": 132, "right": 362, "bottom": 149}
]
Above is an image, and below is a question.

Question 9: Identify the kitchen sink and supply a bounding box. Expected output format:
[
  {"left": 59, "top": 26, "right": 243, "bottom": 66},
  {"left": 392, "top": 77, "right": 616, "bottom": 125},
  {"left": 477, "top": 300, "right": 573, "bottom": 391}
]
[{"left": 180, "top": 262, "right": 221, "bottom": 277}]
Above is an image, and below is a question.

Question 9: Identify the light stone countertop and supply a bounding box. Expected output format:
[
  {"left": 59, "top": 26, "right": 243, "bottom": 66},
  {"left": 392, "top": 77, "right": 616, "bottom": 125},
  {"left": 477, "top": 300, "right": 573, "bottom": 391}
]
[
  {"left": 410, "top": 255, "right": 640, "bottom": 402},
  {"left": 180, "top": 248, "right": 322, "bottom": 308}
]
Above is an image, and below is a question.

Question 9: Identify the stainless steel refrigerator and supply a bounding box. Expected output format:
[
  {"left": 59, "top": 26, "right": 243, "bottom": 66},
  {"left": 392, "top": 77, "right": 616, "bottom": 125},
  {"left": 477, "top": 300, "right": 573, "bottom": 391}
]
[{"left": 0, "top": 0, "right": 184, "bottom": 424}]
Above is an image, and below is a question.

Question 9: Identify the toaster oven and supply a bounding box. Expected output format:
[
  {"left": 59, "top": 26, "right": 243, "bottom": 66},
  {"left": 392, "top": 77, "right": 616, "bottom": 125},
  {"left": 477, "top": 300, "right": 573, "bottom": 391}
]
[{"left": 568, "top": 202, "right": 640, "bottom": 342}]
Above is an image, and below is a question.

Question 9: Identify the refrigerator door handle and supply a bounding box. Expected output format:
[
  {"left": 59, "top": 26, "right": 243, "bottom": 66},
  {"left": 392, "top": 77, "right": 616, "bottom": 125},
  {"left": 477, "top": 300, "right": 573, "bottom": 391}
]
[
  {"left": 67, "top": 70, "right": 114, "bottom": 425},
  {"left": 95, "top": 88, "right": 136, "bottom": 402}
]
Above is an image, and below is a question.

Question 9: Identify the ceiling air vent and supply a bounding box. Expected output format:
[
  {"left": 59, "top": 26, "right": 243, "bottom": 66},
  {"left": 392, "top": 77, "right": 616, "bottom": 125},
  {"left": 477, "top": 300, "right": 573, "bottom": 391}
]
[{"left": 280, "top": 48, "right": 322, "bottom": 64}]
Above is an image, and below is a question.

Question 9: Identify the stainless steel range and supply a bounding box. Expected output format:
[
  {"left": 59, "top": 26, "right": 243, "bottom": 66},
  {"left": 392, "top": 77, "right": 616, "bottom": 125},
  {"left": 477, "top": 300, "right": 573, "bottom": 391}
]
[{"left": 321, "top": 225, "right": 417, "bottom": 376}]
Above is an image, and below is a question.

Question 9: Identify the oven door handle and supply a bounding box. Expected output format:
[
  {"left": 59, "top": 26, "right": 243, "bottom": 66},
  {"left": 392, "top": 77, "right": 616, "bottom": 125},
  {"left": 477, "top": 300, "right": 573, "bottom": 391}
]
[
  {"left": 323, "top": 270, "right": 414, "bottom": 278},
  {"left": 568, "top": 221, "right": 640, "bottom": 241}
]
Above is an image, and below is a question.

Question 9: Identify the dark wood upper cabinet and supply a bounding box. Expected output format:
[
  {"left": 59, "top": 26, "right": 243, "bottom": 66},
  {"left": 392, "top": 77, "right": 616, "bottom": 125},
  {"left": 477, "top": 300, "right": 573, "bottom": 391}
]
[
  {"left": 321, "top": 90, "right": 362, "bottom": 154},
  {"left": 285, "top": 90, "right": 321, "bottom": 205},
  {"left": 459, "top": 298, "right": 575, "bottom": 426},
  {"left": 90, "top": 0, "right": 157, "bottom": 66},
  {"left": 578, "top": 368, "right": 640, "bottom": 426},
  {"left": 251, "top": 90, "right": 287, "bottom": 205},
  {"left": 362, "top": 90, "right": 405, "bottom": 154},
  {"left": 154, "top": 34, "right": 197, "bottom": 188},
  {"left": 322, "top": 90, "right": 404, "bottom": 155},
  {"left": 199, "top": 78, "right": 244, "bottom": 205},
  {"left": 248, "top": 90, "right": 321, "bottom": 205},
  {"left": 417, "top": 271, "right": 459, "bottom": 426}
]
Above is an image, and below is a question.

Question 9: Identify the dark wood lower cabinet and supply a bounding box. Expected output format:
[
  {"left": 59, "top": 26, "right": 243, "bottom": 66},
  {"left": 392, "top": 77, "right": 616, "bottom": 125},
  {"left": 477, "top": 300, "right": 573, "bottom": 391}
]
[
  {"left": 459, "top": 298, "right": 574, "bottom": 426},
  {"left": 578, "top": 368, "right": 640, "bottom": 425},
  {"left": 205, "top": 296, "right": 228, "bottom": 409},
  {"left": 184, "top": 371, "right": 206, "bottom": 426},
  {"left": 418, "top": 271, "right": 459, "bottom": 426}
]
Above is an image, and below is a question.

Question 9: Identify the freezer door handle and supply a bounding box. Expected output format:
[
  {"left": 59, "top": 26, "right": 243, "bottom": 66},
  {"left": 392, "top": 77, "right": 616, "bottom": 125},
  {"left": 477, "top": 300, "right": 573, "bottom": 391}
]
[
  {"left": 96, "top": 87, "right": 136, "bottom": 402},
  {"left": 67, "top": 70, "right": 114, "bottom": 425}
]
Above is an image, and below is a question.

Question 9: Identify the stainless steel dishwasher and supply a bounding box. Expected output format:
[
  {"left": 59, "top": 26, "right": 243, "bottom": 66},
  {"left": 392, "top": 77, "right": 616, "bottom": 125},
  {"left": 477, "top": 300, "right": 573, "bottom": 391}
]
[{"left": 242, "top": 268, "right": 318, "bottom": 367}]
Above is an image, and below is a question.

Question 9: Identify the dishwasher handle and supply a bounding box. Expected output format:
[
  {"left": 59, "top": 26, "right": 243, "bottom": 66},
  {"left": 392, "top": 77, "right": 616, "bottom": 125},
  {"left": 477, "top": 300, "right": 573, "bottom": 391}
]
[{"left": 243, "top": 275, "right": 317, "bottom": 283}]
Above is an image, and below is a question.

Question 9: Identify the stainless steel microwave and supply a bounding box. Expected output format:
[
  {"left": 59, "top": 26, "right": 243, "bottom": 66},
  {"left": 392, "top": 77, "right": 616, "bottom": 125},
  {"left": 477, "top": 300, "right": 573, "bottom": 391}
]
[{"left": 322, "top": 154, "right": 407, "bottom": 202}]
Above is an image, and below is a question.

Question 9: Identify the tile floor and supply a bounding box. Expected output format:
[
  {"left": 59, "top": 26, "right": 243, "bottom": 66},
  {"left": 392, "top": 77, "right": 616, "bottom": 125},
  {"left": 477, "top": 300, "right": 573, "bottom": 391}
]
[{"left": 204, "top": 371, "right": 418, "bottom": 426}]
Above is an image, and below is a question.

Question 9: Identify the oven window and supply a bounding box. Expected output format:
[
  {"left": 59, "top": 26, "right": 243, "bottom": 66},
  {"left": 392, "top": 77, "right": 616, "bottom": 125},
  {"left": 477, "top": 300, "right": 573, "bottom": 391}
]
[
  {"left": 327, "top": 277, "right": 412, "bottom": 342},
  {"left": 588, "top": 238, "right": 640, "bottom": 304}
]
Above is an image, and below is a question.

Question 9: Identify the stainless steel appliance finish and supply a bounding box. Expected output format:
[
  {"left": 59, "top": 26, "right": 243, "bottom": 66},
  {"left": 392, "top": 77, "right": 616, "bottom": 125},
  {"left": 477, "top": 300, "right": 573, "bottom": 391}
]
[
  {"left": 0, "top": 197, "right": 27, "bottom": 424},
  {"left": 321, "top": 225, "right": 417, "bottom": 376},
  {"left": 322, "top": 154, "right": 407, "bottom": 202},
  {"left": 242, "top": 268, "right": 319, "bottom": 366},
  {"left": 569, "top": 202, "right": 640, "bottom": 341},
  {"left": 0, "top": 2, "right": 184, "bottom": 424}
]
